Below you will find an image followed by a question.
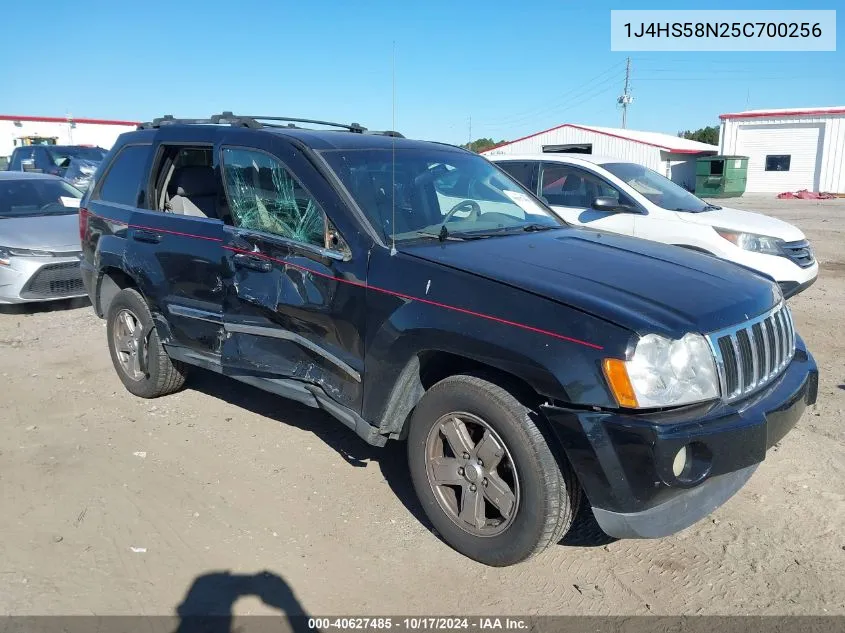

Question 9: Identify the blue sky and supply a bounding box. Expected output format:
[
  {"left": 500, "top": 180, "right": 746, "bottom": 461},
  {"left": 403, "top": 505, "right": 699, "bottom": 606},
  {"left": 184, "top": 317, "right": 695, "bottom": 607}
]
[{"left": 1, "top": 0, "right": 841, "bottom": 144}]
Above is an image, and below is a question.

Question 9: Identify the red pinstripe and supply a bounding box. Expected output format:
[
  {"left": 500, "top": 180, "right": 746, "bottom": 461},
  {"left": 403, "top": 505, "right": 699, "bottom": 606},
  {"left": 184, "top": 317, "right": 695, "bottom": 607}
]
[
  {"left": 129, "top": 225, "right": 222, "bottom": 242},
  {"left": 224, "top": 245, "right": 603, "bottom": 350},
  {"left": 84, "top": 210, "right": 603, "bottom": 350}
]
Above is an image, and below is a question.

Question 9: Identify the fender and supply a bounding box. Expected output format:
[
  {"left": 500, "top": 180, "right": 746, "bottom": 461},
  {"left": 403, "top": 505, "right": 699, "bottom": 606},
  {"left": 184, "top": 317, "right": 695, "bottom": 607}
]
[
  {"left": 360, "top": 248, "right": 634, "bottom": 430},
  {"left": 91, "top": 234, "right": 130, "bottom": 316},
  {"left": 92, "top": 236, "right": 177, "bottom": 347},
  {"left": 363, "top": 322, "right": 626, "bottom": 436}
]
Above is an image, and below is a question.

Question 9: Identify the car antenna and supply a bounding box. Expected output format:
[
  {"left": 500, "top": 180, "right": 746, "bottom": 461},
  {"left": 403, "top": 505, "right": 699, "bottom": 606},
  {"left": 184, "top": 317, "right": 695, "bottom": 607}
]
[{"left": 390, "top": 40, "right": 397, "bottom": 256}]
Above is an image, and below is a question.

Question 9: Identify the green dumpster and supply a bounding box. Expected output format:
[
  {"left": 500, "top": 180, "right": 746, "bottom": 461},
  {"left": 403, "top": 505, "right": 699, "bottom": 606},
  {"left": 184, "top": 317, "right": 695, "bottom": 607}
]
[{"left": 695, "top": 155, "right": 748, "bottom": 198}]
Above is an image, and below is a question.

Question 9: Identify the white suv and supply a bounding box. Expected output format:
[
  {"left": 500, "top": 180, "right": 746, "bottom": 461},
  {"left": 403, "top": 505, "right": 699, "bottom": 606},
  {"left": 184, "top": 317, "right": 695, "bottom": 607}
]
[{"left": 491, "top": 154, "right": 818, "bottom": 298}]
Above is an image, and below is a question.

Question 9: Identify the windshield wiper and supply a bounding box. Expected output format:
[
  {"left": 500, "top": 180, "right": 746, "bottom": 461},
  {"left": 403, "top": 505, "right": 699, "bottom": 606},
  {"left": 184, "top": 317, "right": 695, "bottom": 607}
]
[
  {"left": 521, "top": 223, "right": 561, "bottom": 232},
  {"left": 413, "top": 223, "right": 559, "bottom": 241},
  {"left": 446, "top": 223, "right": 562, "bottom": 237},
  {"left": 675, "top": 204, "right": 721, "bottom": 212},
  {"left": 411, "top": 227, "right": 483, "bottom": 241}
]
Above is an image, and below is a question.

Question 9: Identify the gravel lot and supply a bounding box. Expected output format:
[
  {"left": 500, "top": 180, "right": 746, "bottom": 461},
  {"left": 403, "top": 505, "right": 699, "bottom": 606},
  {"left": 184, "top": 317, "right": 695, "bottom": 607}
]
[{"left": 1, "top": 196, "right": 843, "bottom": 617}]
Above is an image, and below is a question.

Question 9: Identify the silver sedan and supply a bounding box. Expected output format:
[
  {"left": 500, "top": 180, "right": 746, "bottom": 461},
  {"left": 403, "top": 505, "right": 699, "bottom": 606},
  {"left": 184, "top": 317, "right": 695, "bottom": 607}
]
[{"left": 0, "top": 172, "right": 86, "bottom": 303}]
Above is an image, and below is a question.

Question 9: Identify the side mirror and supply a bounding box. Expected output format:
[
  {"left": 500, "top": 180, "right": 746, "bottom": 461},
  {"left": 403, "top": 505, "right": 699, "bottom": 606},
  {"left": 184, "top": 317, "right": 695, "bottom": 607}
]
[{"left": 592, "top": 196, "right": 634, "bottom": 213}]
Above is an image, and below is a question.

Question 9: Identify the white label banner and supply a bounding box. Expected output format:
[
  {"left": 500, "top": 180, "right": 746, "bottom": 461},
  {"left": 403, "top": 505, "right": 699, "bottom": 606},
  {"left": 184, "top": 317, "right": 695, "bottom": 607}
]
[{"left": 611, "top": 10, "right": 836, "bottom": 51}]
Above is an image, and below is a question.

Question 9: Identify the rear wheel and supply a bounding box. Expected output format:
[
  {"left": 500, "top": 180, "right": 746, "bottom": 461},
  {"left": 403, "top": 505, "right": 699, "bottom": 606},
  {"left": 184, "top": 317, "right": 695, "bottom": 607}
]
[
  {"left": 106, "top": 288, "right": 187, "bottom": 398},
  {"left": 407, "top": 374, "right": 580, "bottom": 566}
]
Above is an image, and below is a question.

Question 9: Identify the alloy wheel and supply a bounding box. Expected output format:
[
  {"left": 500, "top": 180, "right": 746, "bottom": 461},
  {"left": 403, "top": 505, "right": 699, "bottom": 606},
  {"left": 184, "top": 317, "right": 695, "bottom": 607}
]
[
  {"left": 113, "top": 308, "right": 147, "bottom": 381},
  {"left": 424, "top": 412, "right": 520, "bottom": 537}
]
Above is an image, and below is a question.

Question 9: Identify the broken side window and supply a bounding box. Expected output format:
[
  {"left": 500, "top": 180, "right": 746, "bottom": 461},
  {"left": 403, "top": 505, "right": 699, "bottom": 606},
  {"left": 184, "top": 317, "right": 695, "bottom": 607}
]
[{"left": 221, "top": 147, "right": 325, "bottom": 248}]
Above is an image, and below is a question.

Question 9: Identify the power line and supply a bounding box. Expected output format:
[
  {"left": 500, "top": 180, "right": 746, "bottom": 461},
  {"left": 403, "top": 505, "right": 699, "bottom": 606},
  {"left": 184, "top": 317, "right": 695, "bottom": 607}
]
[
  {"left": 478, "top": 79, "right": 621, "bottom": 134},
  {"left": 477, "top": 60, "right": 627, "bottom": 127},
  {"left": 556, "top": 80, "right": 623, "bottom": 115},
  {"left": 478, "top": 70, "right": 625, "bottom": 130}
]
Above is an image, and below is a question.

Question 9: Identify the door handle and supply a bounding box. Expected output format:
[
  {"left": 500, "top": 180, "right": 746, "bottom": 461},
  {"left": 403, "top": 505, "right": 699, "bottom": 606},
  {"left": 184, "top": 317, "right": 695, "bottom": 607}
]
[
  {"left": 132, "top": 229, "right": 161, "bottom": 244},
  {"left": 233, "top": 253, "right": 272, "bottom": 272}
]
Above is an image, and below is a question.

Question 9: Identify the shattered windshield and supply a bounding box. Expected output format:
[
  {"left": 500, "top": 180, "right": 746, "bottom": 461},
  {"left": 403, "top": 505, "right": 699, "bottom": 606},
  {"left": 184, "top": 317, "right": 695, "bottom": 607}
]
[{"left": 321, "top": 148, "right": 562, "bottom": 242}]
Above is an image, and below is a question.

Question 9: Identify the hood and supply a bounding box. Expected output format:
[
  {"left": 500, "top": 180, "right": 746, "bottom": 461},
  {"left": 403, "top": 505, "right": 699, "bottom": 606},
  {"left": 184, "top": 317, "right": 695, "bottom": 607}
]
[
  {"left": 402, "top": 228, "right": 781, "bottom": 337},
  {"left": 676, "top": 206, "right": 805, "bottom": 241},
  {"left": 0, "top": 212, "right": 81, "bottom": 251}
]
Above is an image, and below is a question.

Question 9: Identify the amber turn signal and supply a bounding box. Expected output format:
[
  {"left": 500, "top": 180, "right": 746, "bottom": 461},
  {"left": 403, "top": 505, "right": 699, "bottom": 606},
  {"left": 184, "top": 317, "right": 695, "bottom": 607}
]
[{"left": 602, "top": 358, "right": 639, "bottom": 408}]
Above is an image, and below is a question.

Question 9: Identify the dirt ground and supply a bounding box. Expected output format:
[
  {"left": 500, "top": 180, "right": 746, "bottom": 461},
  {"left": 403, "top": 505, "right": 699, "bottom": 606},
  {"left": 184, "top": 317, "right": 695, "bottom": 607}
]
[{"left": 1, "top": 196, "right": 843, "bottom": 617}]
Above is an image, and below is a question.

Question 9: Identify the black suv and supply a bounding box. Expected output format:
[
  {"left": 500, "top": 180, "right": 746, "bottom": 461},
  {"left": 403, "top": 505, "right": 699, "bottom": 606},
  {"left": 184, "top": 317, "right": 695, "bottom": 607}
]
[{"left": 79, "top": 113, "right": 818, "bottom": 566}]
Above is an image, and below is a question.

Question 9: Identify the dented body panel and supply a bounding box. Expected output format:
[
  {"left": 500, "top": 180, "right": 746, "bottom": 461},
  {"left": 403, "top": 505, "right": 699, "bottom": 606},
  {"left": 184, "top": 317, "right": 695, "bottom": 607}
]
[{"left": 217, "top": 131, "right": 371, "bottom": 411}]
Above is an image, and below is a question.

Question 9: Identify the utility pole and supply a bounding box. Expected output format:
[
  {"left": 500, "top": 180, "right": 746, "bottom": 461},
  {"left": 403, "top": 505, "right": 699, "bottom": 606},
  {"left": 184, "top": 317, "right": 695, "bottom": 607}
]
[
  {"left": 617, "top": 57, "right": 633, "bottom": 128},
  {"left": 468, "top": 115, "right": 472, "bottom": 147}
]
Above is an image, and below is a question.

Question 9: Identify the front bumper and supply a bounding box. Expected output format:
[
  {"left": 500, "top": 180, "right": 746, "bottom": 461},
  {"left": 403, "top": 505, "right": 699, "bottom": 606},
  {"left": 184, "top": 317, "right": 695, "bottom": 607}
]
[
  {"left": 722, "top": 248, "right": 818, "bottom": 297},
  {"left": 779, "top": 275, "right": 818, "bottom": 299},
  {"left": 0, "top": 254, "right": 86, "bottom": 304},
  {"left": 542, "top": 337, "right": 817, "bottom": 539}
]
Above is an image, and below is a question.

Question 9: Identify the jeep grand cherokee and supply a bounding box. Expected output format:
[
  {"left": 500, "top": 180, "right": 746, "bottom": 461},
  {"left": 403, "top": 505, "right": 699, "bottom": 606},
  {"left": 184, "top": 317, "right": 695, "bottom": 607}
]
[{"left": 78, "top": 113, "right": 818, "bottom": 566}]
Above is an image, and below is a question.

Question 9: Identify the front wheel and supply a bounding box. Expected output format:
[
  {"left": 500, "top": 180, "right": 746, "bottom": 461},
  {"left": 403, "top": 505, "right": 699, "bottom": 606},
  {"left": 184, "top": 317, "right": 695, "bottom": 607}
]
[{"left": 407, "top": 374, "right": 580, "bottom": 566}]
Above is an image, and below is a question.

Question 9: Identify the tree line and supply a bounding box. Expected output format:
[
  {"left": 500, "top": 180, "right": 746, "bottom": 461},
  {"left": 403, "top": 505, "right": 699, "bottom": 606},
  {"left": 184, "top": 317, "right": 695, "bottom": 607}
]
[{"left": 460, "top": 125, "right": 719, "bottom": 154}]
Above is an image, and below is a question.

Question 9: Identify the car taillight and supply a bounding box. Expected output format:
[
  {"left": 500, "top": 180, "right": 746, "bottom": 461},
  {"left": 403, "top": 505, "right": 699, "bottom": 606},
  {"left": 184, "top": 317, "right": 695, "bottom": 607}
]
[{"left": 79, "top": 207, "right": 90, "bottom": 242}]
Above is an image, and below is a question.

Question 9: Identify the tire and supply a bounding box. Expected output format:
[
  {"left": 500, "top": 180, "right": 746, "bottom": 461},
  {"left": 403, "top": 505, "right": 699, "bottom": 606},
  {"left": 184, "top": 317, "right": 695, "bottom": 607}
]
[
  {"left": 106, "top": 288, "right": 187, "bottom": 398},
  {"left": 407, "top": 374, "right": 580, "bottom": 566}
]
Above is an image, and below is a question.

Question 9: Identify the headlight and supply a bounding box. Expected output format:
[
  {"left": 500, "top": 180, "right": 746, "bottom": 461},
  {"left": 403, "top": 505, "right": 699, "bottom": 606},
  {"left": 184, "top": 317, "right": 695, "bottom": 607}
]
[
  {"left": 714, "top": 228, "right": 783, "bottom": 255},
  {"left": 0, "top": 246, "right": 54, "bottom": 266},
  {"left": 603, "top": 333, "right": 719, "bottom": 408}
]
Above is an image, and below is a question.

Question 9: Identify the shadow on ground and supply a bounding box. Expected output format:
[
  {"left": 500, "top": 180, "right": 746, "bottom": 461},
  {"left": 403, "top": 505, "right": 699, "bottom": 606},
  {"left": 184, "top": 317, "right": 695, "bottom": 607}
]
[
  {"left": 188, "top": 368, "right": 613, "bottom": 550},
  {"left": 173, "top": 570, "right": 310, "bottom": 633},
  {"left": 188, "top": 369, "right": 430, "bottom": 528},
  {"left": 560, "top": 493, "right": 616, "bottom": 547},
  {"left": 0, "top": 297, "right": 90, "bottom": 315}
]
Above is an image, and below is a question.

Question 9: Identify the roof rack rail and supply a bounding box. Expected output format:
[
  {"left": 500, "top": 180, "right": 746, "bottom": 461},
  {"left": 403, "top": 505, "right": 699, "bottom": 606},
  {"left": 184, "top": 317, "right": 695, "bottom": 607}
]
[
  {"left": 363, "top": 130, "right": 404, "bottom": 138},
  {"left": 221, "top": 113, "right": 367, "bottom": 133},
  {"left": 137, "top": 115, "right": 222, "bottom": 130},
  {"left": 136, "top": 112, "right": 404, "bottom": 137}
]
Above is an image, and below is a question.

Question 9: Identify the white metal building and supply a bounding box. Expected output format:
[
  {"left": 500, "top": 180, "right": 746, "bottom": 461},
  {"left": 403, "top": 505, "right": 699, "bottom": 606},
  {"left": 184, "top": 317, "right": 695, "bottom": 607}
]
[
  {"left": 719, "top": 107, "right": 845, "bottom": 194},
  {"left": 0, "top": 114, "right": 139, "bottom": 160},
  {"left": 481, "top": 124, "right": 718, "bottom": 190}
]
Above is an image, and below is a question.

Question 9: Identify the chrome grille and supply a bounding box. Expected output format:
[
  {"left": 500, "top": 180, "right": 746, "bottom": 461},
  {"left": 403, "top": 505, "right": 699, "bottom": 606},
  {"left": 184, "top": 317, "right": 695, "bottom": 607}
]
[
  {"left": 782, "top": 240, "right": 815, "bottom": 268},
  {"left": 706, "top": 303, "right": 795, "bottom": 401}
]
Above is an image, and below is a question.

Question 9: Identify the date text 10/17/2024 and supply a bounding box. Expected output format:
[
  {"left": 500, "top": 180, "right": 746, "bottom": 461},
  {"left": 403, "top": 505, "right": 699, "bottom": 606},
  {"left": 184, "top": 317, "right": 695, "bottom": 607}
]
[{"left": 306, "top": 617, "right": 529, "bottom": 631}]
